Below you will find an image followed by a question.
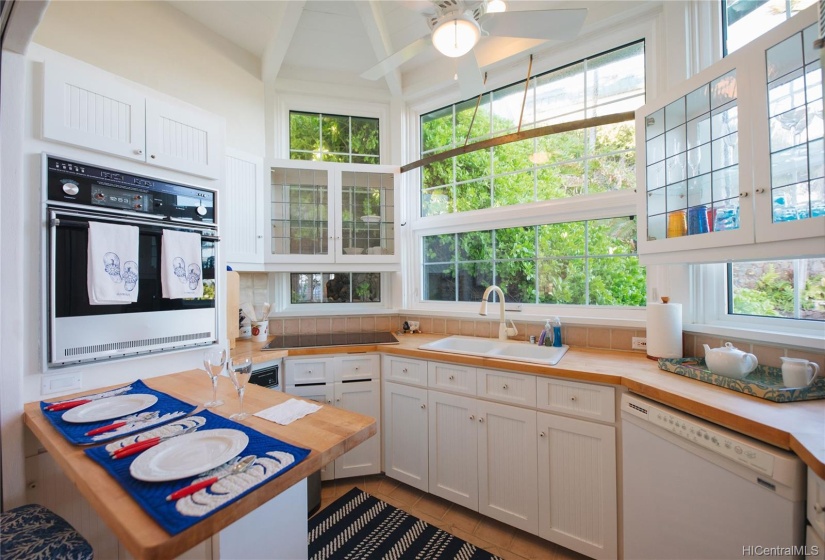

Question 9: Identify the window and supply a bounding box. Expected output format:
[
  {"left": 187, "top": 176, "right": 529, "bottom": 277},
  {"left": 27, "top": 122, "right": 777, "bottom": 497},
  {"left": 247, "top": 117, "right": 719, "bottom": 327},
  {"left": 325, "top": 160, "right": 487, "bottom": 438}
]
[
  {"left": 419, "top": 42, "right": 645, "bottom": 217},
  {"left": 423, "top": 217, "right": 645, "bottom": 306},
  {"left": 730, "top": 259, "right": 825, "bottom": 321},
  {"left": 289, "top": 111, "right": 379, "bottom": 164},
  {"left": 723, "top": 0, "right": 817, "bottom": 55},
  {"left": 290, "top": 272, "right": 381, "bottom": 304}
]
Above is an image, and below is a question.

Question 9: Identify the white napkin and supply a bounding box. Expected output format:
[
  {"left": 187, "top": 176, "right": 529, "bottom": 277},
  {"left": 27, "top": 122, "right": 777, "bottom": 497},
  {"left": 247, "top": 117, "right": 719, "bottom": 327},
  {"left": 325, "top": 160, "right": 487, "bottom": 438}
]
[
  {"left": 254, "top": 398, "right": 322, "bottom": 425},
  {"left": 161, "top": 230, "right": 203, "bottom": 299},
  {"left": 87, "top": 221, "right": 139, "bottom": 305}
]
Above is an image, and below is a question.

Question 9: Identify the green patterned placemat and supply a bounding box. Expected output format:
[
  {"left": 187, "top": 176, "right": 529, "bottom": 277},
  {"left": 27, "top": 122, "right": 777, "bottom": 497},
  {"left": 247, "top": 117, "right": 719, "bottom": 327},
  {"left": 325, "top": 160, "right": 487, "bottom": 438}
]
[{"left": 658, "top": 357, "right": 825, "bottom": 402}]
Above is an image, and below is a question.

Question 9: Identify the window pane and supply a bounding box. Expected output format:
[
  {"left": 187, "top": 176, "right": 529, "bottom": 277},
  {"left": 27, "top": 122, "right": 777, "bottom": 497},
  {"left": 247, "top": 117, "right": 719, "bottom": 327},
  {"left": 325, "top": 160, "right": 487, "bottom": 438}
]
[
  {"left": 730, "top": 259, "right": 825, "bottom": 321},
  {"left": 289, "top": 112, "right": 319, "bottom": 153},
  {"left": 424, "top": 263, "right": 456, "bottom": 301},
  {"left": 724, "top": 0, "right": 816, "bottom": 55},
  {"left": 421, "top": 106, "right": 453, "bottom": 153},
  {"left": 458, "top": 230, "right": 492, "bottom": 261},
  {"left": 458, "top": 262, "right": 493, "bottom": 301},
  {"left": 538, "top": 258, "right": 586, "bottom": 304},
  {"left": 290, "top": 111, "right": 379, "bottom": 164},
  {"left": 351, "top": 117, "right": 379, "bottom": 156},
  {"left": 589, "top": 256, "right": 647, "bottom": 306}
]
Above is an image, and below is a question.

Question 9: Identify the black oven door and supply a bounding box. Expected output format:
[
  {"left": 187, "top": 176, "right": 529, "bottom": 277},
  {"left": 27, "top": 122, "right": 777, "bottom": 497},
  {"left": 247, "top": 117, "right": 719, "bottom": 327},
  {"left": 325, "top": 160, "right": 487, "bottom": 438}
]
[{"left": 48, "top": 209, "right": 218, "bottom": 365}]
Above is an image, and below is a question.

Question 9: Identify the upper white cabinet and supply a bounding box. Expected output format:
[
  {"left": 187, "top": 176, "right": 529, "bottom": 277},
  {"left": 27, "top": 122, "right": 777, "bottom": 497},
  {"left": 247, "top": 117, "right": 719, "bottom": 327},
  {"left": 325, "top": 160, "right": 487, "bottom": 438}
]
[
  {"left": 266, "top": 159, "right": 400, "bottom": 269},
  {"left": 224, "top": 149, "right": 265, "bottom": 264},
  {"left": 43, "top": 56, "right": 224, "bottom": 179},
  {"left": 636, "top": 6, "right": 823, "bottom": 263}
]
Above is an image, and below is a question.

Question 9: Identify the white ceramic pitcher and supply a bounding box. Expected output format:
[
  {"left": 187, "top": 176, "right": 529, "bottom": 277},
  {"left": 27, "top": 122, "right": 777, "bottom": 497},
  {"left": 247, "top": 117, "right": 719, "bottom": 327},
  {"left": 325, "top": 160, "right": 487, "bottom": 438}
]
[{"left": 780, "top": 357, "right": 820, "bottom": 388}]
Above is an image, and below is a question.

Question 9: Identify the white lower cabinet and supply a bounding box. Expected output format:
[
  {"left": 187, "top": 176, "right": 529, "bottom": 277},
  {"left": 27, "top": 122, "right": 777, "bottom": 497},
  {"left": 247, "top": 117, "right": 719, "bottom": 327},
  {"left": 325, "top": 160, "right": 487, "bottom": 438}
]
[
  {"left": 537, "top": 412, "right": 617, "bottom": 559},
  {"left": 383, "top": 381, "right": 429, "bottom": 491},
  {"left": 477, "top": 400, "right": 538, "bottom": 534},
  {"left": 428, "top": 391, "right": 478, "bottom": 510},
  {"left": 285, "top": 355, "right": 380, "bottom": 481}
]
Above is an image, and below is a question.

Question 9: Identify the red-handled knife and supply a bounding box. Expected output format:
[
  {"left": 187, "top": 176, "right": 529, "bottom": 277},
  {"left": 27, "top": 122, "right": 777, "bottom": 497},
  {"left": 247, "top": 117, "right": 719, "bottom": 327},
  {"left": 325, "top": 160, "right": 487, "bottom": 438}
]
[
  {"left": 111, "top": 425, "right": 197, "bottom": 459},
  {"left": 166, "top": 455, "right": 256, "bottom": 501},
  {"left": 46, "top": 399, "right": 91, "bottom": 411},
  {"left": 84, "top": 411, "right": 158, "bottom": 436}
]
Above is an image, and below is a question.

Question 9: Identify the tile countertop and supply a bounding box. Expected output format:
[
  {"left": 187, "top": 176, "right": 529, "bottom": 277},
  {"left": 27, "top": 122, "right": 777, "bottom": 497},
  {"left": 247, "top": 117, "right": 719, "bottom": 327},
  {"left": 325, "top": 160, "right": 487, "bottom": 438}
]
[{"left": 233, "top": 333, "right": 825, "bottom": 478}]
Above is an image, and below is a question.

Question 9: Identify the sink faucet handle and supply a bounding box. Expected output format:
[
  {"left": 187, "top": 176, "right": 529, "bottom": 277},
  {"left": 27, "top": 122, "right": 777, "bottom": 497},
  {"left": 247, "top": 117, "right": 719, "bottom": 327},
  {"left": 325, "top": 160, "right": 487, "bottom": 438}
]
[{"left": 506, "top": 320, "right": 518, "bottom": 337}]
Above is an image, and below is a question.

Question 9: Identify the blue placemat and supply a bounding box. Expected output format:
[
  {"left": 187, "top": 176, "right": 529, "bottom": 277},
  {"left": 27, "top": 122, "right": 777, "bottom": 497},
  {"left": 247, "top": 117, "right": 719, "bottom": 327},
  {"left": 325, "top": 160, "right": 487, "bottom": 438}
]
[
  {"left": 84, "top": 410, "right": 311, "bottom": 535},
  {"left": 40, "top": 380, "right": 197, "bottom": 445}
]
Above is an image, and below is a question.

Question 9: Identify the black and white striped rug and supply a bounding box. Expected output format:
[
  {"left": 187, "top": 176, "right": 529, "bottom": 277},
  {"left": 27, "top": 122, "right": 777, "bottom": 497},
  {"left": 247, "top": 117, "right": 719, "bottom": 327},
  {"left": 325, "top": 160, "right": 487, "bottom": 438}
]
[{"left": 309, "top": 488, "right": 503, "bottom": 560}]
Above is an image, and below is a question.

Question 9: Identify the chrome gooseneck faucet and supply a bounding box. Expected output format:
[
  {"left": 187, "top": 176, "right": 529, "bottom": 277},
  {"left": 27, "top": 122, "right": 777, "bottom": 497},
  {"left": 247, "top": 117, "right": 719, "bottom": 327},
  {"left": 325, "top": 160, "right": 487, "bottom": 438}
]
[{"left": 479, "top": 285, "right": 518, "bottom": 341}]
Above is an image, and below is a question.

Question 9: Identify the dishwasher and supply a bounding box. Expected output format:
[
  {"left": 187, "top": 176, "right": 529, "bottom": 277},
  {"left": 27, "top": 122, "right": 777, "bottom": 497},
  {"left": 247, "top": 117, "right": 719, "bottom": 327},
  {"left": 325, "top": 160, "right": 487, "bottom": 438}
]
[{"left": 622, "top": 393, "right": 806, "bottom": 559}]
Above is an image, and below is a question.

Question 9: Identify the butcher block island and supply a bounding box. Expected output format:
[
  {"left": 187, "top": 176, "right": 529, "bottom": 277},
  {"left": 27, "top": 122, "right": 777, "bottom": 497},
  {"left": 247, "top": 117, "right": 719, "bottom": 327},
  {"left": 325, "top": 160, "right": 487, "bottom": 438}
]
[{"left": 22, "top": 369, "right": 376, "bottom": 560}]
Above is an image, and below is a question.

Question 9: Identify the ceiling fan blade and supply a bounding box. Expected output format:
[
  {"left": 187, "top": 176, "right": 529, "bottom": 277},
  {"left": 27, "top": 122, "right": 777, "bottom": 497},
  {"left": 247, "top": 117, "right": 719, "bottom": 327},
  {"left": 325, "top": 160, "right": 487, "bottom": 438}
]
[
  {"left": 457, "top": 50, "right": 484, "bottom": 99},
  {"left": 483, "top": 9, "right": 587, "bottom": 41},
  {"left": 360, "top": 35, "right": 431, "bottom": 80}
]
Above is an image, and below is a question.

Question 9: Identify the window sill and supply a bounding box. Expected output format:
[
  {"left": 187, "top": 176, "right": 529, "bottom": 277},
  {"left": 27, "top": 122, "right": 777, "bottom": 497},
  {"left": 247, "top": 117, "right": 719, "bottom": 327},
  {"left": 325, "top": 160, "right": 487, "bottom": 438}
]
[{"left": 684, "top": 322, "right": 825, "bottom": 352}]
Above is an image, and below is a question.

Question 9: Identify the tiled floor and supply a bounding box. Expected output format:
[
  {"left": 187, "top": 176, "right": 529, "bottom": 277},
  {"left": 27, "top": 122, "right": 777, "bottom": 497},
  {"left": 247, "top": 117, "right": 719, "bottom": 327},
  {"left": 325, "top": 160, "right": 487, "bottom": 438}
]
[{"left": 315, "top": 474, "right": 589, "bottom": 560}]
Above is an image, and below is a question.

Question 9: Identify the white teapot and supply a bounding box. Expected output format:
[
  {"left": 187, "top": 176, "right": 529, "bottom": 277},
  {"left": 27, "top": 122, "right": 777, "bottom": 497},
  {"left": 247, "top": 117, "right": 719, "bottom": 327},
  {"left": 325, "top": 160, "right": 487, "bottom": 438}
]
[{"left": 703, "top": 342, "right": 758, "bottom": 379}]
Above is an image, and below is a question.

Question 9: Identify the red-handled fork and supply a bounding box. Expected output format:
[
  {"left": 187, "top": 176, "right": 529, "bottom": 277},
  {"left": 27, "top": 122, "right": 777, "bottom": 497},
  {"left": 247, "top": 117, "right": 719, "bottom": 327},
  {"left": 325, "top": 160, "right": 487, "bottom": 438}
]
[
  {"left": 110, "top": 425, "right": 197, "bottom": 459},
  {"left": 166, "top": 455, "right": 256, "bottom": 501}
]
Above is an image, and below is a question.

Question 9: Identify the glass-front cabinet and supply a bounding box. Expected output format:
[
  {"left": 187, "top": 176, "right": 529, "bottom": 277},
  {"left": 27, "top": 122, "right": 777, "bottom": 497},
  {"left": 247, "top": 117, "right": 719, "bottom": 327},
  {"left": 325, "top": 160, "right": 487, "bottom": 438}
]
[
  {"left": 267, "top": 159, "right": 399, "bottom": 267},
  {"left": 636, "top": 5, "right": 822, "bottom": 263}
]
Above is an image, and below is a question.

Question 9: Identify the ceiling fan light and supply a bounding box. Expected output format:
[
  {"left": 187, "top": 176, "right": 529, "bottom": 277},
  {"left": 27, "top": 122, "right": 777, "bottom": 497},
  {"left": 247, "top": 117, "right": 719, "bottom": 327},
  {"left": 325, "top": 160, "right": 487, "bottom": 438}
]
[
  {"left": 486, "top": 0, "right": 507, "bottom": 13},
  {"left": 432, "top": 15, "right": 480, "bottom": 58}
]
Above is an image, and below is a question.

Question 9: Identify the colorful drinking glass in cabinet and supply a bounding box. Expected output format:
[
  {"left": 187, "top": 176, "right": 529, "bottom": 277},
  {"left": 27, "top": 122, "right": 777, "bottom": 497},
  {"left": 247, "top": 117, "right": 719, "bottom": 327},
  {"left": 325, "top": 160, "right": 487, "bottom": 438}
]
[
  {"left": 706, "top": 207, "right": 716, "bottom": 232},
  {"left": 667, "top": 210, "right": 687, "bottom": 237},
  {"left": 687, "top": 206, "right": 709, "bottom": 235},
  {"left": 714, "top": 205, "right": 739, "bottom": 231}
]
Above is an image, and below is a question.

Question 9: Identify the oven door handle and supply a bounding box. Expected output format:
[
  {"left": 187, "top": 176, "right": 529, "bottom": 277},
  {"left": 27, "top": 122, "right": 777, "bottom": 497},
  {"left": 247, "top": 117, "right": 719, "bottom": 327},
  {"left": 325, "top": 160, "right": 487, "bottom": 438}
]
[{"left": 49, "top": 210, "right": 220, "bottom": 240}]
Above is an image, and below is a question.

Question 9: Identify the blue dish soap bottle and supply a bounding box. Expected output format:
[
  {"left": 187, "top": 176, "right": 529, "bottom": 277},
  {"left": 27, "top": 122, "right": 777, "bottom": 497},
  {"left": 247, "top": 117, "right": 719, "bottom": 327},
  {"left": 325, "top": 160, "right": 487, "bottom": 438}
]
[{"left": 552, "top": 316, "right": 563, "bottom": 347}]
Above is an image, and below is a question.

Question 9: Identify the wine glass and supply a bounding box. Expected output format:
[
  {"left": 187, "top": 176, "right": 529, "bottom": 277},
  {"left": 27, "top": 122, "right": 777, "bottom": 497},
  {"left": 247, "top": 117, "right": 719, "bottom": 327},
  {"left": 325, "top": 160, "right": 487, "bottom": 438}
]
[
  {"left": 228, "top": 357, "right": 253, "bottom": 421},
  {"left": 202, "top": 348, "right": 226, "bottom": 408}
]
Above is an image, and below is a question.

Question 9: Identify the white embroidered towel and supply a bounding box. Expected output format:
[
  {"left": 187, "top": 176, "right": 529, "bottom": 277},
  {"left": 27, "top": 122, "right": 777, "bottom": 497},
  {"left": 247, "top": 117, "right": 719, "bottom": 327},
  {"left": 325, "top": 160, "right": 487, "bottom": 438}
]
[
  {"left": 87, "top": 221, "right": 139, "bottom": 305},
  {"left": 254, "top": 398, "right": 322, "bottom": 425},
  {"left": 161, "top": 230, "right": 203, "bottom": 299}
]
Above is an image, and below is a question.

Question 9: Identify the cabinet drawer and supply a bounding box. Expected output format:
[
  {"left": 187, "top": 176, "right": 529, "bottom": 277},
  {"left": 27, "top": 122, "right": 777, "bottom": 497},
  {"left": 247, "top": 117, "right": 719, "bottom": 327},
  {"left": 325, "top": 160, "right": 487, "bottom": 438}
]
[
  {"left": 382, "top": 356, "right": 427, "bottom": 386},
  {"left": 536, "top": 377, "right": 615, "bottom": 422},
  {"left": 284, "top": 358, "right": 333, "bottom": 385},
  {"left": 428, "top": 362, "right": 476, "bottom": 395},
  {"left": 338, "top": 355, "right": 380, "bottom": 381},
  {"left": 476, "top": 369, "right": 536, "bottom": 407}
]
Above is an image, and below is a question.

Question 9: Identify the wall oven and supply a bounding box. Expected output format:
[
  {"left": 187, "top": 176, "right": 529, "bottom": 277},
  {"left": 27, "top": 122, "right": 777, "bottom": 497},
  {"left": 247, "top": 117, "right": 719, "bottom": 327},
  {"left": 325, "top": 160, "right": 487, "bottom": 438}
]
[{"left": 44, "top": 154, "right": 219, "bottom": 366}]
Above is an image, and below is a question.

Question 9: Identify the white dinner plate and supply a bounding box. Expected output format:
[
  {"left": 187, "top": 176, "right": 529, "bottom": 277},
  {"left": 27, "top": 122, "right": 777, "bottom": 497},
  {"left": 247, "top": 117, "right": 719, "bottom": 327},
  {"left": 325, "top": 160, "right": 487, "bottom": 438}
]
[
  {"left": 129, "top": 429, "right": 249, "bottom": 482},
  {"left": 62, "top": 394, "right": 158, "bottom": 423}
]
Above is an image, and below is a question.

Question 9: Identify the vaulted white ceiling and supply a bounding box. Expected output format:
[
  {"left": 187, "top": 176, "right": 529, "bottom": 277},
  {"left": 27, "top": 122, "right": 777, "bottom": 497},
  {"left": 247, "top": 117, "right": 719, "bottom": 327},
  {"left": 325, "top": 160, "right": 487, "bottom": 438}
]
[{"left": 167, "top": 0, "right": 653, "bottom": 100}]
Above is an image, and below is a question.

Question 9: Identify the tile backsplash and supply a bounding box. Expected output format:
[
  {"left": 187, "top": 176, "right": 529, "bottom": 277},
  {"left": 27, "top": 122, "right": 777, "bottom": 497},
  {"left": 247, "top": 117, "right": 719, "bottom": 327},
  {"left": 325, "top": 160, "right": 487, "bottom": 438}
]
[{"left": 259, "top": 312, "right": 824, "bottom": 372}]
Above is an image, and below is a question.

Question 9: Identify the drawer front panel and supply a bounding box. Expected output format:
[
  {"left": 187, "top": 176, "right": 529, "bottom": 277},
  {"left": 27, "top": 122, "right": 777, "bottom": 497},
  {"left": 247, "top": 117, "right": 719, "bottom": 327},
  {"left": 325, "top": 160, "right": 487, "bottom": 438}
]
[
  {"left": 428, "top": 362, "right": 477, "bottom": 395},
  {"left": 477, "top": 369, "right": 537, "bottom": 407},
  {"left": 338, "top": 355, "right": 380, "bottom": 381},
  {"left": 285, "top": 358, "right": 333, "bottom": 385},
  {"left": 536, "top": 377, "right": 615, "bottom": 422},
  {"left": 382, "top": 356, "right": 427, "bottom": 387}
]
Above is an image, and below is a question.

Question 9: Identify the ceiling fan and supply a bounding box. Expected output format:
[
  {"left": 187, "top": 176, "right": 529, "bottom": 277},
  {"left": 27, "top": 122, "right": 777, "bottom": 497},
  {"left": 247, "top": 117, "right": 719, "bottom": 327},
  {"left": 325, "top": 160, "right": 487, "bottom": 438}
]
[{"left": 360, "top": 0, "right": 588, "bottom": 98}]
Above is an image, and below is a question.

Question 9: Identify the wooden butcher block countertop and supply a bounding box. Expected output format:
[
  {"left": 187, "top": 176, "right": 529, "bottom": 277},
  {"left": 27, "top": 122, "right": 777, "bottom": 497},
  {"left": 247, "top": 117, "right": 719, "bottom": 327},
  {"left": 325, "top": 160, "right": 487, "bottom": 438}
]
[{"left": 235, "top": 333, "right": 825, "bottom": 478}]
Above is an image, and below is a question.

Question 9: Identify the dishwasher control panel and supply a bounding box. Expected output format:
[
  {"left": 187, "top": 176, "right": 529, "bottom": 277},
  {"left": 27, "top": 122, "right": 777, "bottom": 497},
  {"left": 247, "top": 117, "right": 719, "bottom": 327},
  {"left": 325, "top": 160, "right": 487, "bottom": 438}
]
[{"left": 623, "top": 395, "right": 776, "bottom": 477}]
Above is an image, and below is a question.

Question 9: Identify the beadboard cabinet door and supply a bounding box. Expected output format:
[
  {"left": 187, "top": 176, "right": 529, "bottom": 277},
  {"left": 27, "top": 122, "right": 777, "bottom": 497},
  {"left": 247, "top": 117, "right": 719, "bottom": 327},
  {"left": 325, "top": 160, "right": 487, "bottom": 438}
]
[
  {"left": 477, "top": 400, "right": 538, "bottom": 534},
  {"left": 333, "top": 379, "right": 381, "bottom": 478},
  {"left": 428, "top": 391, "right": 478, "bottom": 511},
  {"left": 224, "top": 149, "right": 264, "bottom": 265},
  {"left": 285, "top": 383, "right": 335, "bottom": 481},
  {"left": 383, "top": 381, "right": 429, "bottom": 491},
  {"left": 537, "top": 411, "right": 617, "bottom": 559}
]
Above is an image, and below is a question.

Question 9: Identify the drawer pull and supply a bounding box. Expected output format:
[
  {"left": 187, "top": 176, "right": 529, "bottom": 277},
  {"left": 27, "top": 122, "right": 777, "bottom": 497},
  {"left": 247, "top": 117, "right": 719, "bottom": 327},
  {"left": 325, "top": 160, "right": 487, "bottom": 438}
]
[
  {"left": 540, "top": 432, "right": 546, "bottom": 438},
  {"left": 307, "top": 370, "right": 312, "bottom": 374},
  {"left": 469, "top": 415, "right": 475, "bottom": 420},
  {"left": 420, "top": 404, "right": 426, "bottom": 409},
  {"left": 402, "top": 368, "right": 408, "bottom": 373},
  {"left": 478, "top": 417, "right": 484, "bottom": 423},
  {"left": 449, "top": 375, "right": 455, "bottom": 380},
  {"left": 570, "top": 395, "right": 577, "bottom": 401},
  {"left": 502, "top": 384, "right": 509, "bottom": 390},
  {"left": 336, "top": 398, "right": 340, "bottom": 402},
  {"left": 355, "top": 367, "right": 359, "bottom": 370}
]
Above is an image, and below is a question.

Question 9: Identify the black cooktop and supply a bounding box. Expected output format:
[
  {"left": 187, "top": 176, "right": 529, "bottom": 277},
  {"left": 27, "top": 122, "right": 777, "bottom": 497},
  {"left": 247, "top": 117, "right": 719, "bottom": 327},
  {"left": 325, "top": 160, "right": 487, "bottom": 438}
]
[{"left": 262, "top": 331, "right": 398, "bottom": 350}]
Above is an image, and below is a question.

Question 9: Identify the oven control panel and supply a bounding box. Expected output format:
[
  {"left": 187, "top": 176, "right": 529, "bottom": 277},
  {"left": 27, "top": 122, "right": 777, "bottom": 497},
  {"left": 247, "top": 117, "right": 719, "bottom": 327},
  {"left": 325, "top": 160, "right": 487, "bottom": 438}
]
[{"left": 45, "top": 155, "right": 216, "bottom": 223}]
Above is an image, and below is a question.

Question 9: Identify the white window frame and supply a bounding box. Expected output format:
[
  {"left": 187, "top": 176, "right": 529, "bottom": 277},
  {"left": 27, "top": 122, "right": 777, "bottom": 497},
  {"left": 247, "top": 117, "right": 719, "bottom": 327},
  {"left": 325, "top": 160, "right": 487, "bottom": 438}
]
[
  {"left": 401, "top": 10, "right": 663, "bottom": 327},
  {"left": 272, "top": 272, "right": 398, "bottom": 317}
]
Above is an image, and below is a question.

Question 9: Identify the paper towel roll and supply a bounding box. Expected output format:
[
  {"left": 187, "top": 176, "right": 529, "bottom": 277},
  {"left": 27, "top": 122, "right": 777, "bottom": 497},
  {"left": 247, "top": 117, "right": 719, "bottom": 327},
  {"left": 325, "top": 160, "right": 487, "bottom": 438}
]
[{"left": 646, "top": 301, "right": 682, "bottom": 359}]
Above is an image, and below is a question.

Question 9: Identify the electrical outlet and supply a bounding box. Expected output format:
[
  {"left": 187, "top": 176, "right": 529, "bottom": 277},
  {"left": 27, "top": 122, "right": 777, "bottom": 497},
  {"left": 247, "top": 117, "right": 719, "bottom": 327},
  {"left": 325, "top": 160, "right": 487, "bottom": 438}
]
[{"left": 632, "top": 337, "right": 647, "bottom": 350}]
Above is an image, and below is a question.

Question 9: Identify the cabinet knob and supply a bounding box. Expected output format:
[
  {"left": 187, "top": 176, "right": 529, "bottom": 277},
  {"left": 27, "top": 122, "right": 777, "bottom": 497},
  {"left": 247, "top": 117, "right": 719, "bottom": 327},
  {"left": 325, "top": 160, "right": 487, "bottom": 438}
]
[
  {"left": 448, "top": 375, "right": 454, "bottom": 380},
  {"left": 502, "top": 384, "right": 509, "bottom": 390},
  {"left": 540, "top": 432, "right": 546, "bottom": 437},
  {"left": 308, "top": 370, "right": 312, "bottom": 374},
  {"left": 402, "top": 368, "right": 408, "bottom": 373},
  {"left": 355, "top": 367, "right": 359, "bottom": 370},
  {"left": 739, "top": 191, "right": 749, "bottom": 197},
  {"left": 469, "top": 415, "right": 475, "bottom": 420},
  {"left": 570, "top": 395, "right": 577, "bottom": 401},
  {"left": 420, "top": 403, "right": 426, "bottom": 409},
  {"left": 150, "top": 154, "right": 156, "bottom": 159},
  {"left": 336, "top": 398, "right": 340, "bottom": 402},
  {"left": 257, "top": 235, "right": 263, "bottom": 239},
  {"left": 755, "top": 188, "right": 766, "bottom": 194},
  {"left": 327, "top": 400, "right": 332, "bottom": 404},
  {"left": 134, "top": 149, "right": 143, "bottom": 155},
  {"left": 478, "top": 417, "right": 484, "bottom": 423},
  {"left": 814, "top": 503, "right": 824, "bottom": 514}
]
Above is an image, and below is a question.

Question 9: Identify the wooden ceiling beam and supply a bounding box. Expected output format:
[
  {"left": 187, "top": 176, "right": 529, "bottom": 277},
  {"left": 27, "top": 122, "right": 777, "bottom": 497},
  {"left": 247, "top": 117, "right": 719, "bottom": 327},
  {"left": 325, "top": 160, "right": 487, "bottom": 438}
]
[
  {"left": 261, "top": 1, "right": 306, "bottom": 83},
  {"left": 355, "top": 0, "right": 403, "bottom": 98}
]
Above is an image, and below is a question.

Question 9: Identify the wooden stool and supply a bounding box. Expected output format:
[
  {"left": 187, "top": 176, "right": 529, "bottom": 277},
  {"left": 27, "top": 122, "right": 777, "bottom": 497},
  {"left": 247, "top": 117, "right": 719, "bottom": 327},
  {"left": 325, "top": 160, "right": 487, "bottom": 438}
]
[{"left": 1, "top": 504, "right": 93, "bottom": 559}]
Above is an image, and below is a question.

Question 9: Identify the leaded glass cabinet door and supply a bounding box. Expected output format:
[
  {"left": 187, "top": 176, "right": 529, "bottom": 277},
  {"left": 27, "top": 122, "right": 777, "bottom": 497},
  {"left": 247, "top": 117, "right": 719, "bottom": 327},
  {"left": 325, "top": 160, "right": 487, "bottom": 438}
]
[
  {"left": 337, "top": 166, "right": 398, "bottom": 263},
  {"left": 751, "top": 13, "right": 825, "bottom": 243},
  {"left": 637, "top": 52, "right": 755, "bottom": 259},
  {"left": 269, "top": 163, "right": 331, "bottom": 263}
]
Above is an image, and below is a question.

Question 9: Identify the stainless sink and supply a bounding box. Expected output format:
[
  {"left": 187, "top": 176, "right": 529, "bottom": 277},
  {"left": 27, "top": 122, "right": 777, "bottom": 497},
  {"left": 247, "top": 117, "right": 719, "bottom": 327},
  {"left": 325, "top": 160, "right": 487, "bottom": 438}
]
[{"left": 419, "top": 335, "right": 568, "bottom": 366}]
